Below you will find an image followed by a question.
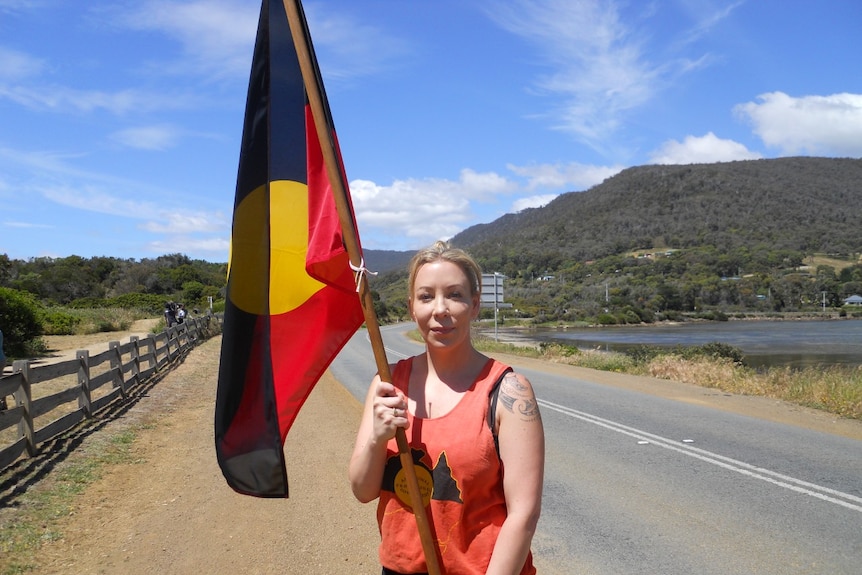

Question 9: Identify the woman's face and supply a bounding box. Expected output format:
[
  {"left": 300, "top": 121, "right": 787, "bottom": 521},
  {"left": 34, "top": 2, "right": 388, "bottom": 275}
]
[{"left": 409, "top": 260, "right": 479, "bottom": 348}]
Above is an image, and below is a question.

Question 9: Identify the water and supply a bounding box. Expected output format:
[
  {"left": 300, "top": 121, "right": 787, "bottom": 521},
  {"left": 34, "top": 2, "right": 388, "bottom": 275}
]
[{"left": 515, "top": 319, "right": 862, "bottom": 369}]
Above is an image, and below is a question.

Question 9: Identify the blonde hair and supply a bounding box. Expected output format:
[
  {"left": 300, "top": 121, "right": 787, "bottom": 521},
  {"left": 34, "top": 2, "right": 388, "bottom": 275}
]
[{"left": 407, "top": 241, "right": 482, "bottom": 297}]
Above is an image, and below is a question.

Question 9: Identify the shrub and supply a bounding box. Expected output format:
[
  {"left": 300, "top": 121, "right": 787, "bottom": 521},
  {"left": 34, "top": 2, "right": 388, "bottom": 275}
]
[
  {"left": 182, "top": 281, "right": 206, "bottom": 304},
  {"left": 109, "top": 293, "right": 171, "bottom": 315},
  {"left": 40, "top": 309, "right": 82, "bottom": 335},
  {"left": 620, "top": 309, "right": 642, "bottom": 324},
  {"left": 625, "top": 345, "right": 665, "bottom": 365},
  {"left": 0, "top": 287, "right": 44, "bottom": 356},
  {"left": 675, "top": 341, "right": 745, "bottom": 365},
  {"left": 695, "top": 310, "right": 729, "bottom": 321},
  {"left": 67, "top": 297, "right": 110, "bottom": 309},
  {"left": 596, "top": 313, "right": 617, "bottom": 325},
  {"left": 539, "top": 341, "right": 580, "bottom": 358},
  {"left": 657, "top": 310, "right": 685, "bottom": 321}
]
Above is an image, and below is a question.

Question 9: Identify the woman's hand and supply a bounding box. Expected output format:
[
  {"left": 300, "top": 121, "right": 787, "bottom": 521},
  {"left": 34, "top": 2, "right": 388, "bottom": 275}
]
[
  {"left": 371, "top": 381, "right": 409, "bottom": 442},
  {"left": 349, "top": 373, "right": 408, "bottom": 503}
]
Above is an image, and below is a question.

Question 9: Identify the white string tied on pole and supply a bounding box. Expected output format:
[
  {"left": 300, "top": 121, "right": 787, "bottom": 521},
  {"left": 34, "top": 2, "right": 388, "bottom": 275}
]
[{"left": 350, "top": 257, "right": 378, "bottom": 293}]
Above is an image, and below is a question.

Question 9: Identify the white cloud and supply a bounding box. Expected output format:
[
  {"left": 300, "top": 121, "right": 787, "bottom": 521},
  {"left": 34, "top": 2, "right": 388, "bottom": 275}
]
[
  {"left": 457, "top": 168, "right": 518, "bottom": 199},
  {"left": 350, "top": 179, "right": 471, "bottom": 246},
  {"left": 116, "top": 0, "right": 259, "bottom": 81},
  {"left": 734, "top": 92, "right": 862, "bottom": 157},
  {"left": 512, "top": 194, "right": 557, "bottom": 212},
  {"left": 111, "top": 125, "right": 181, "bottom": 151},
  {"left": 1, "top": 220, "right": 53, "bottom": 229},
  {"left": 148, "top": 236, "right": 229, "bottom": 257},
  {"left": 39, "top": 184, "right": 227, "bottom": 237},
  {"left": 0, "top": 0, "right": 42, "bottom": 13},
  {"left": 139, "top": 210, "right": 227, "bottom": 235},
  {"left": 675, "top": 0, "right": 746, "bottom": 47},
  {"left": 649, "top": 132, "right": 762, "bottom": 164},
  {"left": 112, "top": 0, "right": 404, "bottom": 86},
  {"left": 41, "top": 184, "right": 161, "bottom": 219},
  {"left": 348, "top": 169, "right": 519, "bottom": 248},
  {"left": 303, "top": 4, "right": 408, "bottom": 83},
  {"left": 487, "top": 0, "right": 659, "bottom": 144},
  {"left": 0, "top": 81, "right": 197, "bottom": 115},
  {"left": 0, "top": 46, "right": 45, "bottom": 80},
  {"left": 1, "top": 147, "right": 229, "bottom": 240},
  {"left": 507, "top": 161, "right": 624, "bottom": 190}
]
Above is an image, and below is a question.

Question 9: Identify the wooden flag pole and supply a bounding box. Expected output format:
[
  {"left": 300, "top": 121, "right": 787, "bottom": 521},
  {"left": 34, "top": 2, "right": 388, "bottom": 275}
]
[{"left": 282, "top": 1, "right": 442, "bottom": 573}]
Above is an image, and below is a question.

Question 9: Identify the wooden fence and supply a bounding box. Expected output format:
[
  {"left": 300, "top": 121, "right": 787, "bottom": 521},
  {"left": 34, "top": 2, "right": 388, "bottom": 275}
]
[{"left": 0, "top": 314, "right": 221, "bottom": 471}]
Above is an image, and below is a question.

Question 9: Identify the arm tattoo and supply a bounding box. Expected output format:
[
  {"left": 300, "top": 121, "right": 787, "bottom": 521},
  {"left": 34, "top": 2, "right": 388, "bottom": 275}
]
[{"left": 498, "top": 373, "right": 541, "bottom": 422}]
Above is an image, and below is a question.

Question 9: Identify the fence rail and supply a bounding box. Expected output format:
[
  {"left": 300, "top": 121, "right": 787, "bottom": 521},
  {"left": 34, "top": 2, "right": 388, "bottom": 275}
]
[{"left": 0, "top": 314, "right": 220, "bottom": 471}]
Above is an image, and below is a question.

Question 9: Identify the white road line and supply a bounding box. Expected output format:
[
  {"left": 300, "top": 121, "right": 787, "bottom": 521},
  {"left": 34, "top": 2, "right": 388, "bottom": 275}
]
[
  {"left": 371, "top": 325, "right": 412, "bottom": 360},
  {"left": 539, "top": 398, "right": 862, "bottom": 514}
]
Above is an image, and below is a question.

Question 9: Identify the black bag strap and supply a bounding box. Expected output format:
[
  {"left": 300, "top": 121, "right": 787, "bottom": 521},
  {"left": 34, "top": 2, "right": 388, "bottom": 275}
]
[{"left": 487, "top": 367, "right": 514, "bottom": 458}]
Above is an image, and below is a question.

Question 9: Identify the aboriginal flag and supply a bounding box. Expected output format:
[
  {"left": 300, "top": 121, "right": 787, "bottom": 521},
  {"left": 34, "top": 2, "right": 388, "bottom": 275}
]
[{"left": 215, "top": 0, "right": 365, "bottom": 498}]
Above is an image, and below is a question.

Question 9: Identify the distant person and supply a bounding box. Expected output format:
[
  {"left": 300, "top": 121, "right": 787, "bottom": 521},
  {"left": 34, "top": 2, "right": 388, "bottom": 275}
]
[
  {"left": 164, "top": 302, "right": 177, "bottom": 327},
  {"left": 176, "top": 304, "right": 186, "bottom": 324}
]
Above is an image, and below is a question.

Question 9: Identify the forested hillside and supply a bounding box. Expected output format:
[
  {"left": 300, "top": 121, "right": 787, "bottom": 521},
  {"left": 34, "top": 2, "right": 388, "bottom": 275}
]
[
  {"left": 0, "top": 253, "right": 226, "bottom": 307},
  {"left": 457, "top": 157, "right": 862, "bottom": 272},
  {"left": 370, "top": 157, "right": 862, "bottom": 323}
]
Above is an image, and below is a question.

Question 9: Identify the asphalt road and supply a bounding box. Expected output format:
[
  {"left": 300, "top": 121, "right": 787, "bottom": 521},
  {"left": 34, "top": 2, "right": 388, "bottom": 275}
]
[{"left": 330, "top": 324, "right": 862, "bottom": 575}]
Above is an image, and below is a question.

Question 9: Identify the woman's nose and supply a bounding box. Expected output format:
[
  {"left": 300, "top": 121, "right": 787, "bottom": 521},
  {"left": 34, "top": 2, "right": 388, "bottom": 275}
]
[{"left": 432, "top": 296, "right": 448, "bottom": 315}]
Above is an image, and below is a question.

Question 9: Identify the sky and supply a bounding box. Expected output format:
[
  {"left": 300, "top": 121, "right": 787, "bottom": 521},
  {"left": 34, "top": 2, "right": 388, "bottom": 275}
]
[{"left": 1, "top": 0, "right": 861, "bottom": 263}]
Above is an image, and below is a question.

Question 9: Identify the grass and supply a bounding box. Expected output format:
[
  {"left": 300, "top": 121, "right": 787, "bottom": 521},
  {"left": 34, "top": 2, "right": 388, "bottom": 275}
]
[
  {"left": 41, "top": 307, "right": 150, "bottom": 336},
  {"left": 0, "top": 428, "right": 144, "bottom": 574},
  {"left": 644, "top": 357, "right": 862, "bottom": 419}
]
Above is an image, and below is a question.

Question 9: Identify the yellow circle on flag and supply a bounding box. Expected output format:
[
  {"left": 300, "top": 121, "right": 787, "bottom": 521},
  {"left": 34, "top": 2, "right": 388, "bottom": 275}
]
[{"left": 228, "top": 180, "right": 325, "bottom": 316}]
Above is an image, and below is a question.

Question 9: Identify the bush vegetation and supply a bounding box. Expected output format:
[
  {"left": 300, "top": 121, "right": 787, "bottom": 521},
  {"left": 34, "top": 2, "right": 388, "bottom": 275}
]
[{"left": 0, "top": 253, "right": 225, "bottom": 358}]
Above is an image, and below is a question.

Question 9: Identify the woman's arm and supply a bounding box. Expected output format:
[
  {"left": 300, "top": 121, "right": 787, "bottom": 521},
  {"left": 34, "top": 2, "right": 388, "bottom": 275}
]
[
  {"left": 486, "top": 372, "right": 545, "bottom": 574},
  {"left": 348, "top": 373, "right": 408, "bottom": 503}
]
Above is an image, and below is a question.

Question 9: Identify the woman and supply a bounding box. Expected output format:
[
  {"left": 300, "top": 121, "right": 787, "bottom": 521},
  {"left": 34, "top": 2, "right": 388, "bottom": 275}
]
[{"left": 349, "top": 241, "right": 544, "bottom": 575}]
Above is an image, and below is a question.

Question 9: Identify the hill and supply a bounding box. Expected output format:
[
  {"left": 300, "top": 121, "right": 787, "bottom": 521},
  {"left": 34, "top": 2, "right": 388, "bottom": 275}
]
[
  {"left": 368, "top": 157, "right": 862, "bottom": 322},
  {"left": 455, "top": 157, "right": 862, "bottom": 269},
  {"left": 363, "top": 249, "right": 414, "bottom": 275}
]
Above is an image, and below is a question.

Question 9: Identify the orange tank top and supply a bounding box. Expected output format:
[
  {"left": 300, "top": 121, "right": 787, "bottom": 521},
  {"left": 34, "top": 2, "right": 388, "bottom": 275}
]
[{"left": 377, "top": 356, "right": 536, "bottom": 574}]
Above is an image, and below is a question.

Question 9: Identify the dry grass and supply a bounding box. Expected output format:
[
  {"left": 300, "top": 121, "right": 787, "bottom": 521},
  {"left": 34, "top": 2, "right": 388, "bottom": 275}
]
[
  {"left": 644, "top": 356, "right": 862, "bottom": 420},
  {"left": 803, "top": 254, "right": 860, "bottom": 271}
]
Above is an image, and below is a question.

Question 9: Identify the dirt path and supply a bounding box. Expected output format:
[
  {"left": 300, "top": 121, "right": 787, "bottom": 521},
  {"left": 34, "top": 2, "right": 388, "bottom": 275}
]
[
  {"left": 20, "top": 335, "right": 380, "bottom": 575},
  {"left": 38, "top": 318, "right": 164, "bottom": 364}
]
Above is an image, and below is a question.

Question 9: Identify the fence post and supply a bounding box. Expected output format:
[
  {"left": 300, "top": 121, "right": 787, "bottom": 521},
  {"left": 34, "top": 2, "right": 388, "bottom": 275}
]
[
  {"left": 109, "top": 341, "right": 127, "bottom": 399},
  {"left": 165, "top": 327, "right": 174, "bottom": 364},
  {"left": 130, "top": 335, "right": 141, "bottom": 389},
  {"left": 177, "top": 324, "right": 187, "bottom": 352},
  {"left": 145, "top": 334, "right": 157, "bottom": 372},
  {"left": 77, "top": 350, "right": 92, "bottom": 417},
  {"left": 12, "top": 360, "right": 36, "bottom": 457}
]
